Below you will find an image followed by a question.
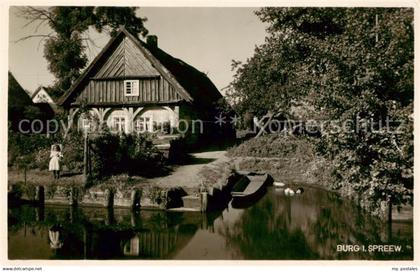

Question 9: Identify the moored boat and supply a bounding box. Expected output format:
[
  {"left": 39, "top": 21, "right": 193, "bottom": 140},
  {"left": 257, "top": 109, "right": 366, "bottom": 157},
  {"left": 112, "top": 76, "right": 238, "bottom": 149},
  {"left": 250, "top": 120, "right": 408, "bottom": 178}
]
[{"left": 231, "top": 172, "right": 272, "bottom": 208}]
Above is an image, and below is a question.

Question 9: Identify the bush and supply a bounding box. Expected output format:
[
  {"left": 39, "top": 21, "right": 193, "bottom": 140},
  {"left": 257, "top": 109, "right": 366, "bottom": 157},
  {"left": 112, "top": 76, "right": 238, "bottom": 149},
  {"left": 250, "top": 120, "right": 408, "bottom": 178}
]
[
  {"left": 10, "top": 182, "right": 37, "bottom": 200},
  {"left": 61, "top": 132, "right": 84, "bottom": 172},
  {"left": 89, "top": 131, "right": 165, "bottom": 178},
  {"left": 122, "top": 133, "right": 165, "bottom": 176},
  {"left": 90, "top": 132, "right": 121, "bottom": 177},
  {"left": 33, "top": 148, "right": 50, "bottom": 170},
  {"left": 8, "top": 128, "right": 54, "bottom": 169}
]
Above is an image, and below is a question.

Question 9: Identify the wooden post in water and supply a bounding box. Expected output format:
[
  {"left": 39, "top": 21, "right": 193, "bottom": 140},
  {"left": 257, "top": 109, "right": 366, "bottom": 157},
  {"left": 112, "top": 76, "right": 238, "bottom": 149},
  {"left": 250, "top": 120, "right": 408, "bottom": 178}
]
[
  {"left": 35, "top": 186, "right": 44, "bottom": 205},
  {"left": 70, "top": 186, "right": 78, "bottom": 206},
  {"left": 104, "top": 189, "right": 114, "bottom": 208},
  {"left": 131, "top": 189, "right": 140, "bottom": 210}
]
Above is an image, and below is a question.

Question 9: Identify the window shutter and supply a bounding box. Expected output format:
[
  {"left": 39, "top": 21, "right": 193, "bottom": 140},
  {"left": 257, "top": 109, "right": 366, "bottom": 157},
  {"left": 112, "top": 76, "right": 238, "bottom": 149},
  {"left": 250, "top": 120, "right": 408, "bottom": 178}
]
[
  {"left": 133, "top": 80, "right": 139, "bottom": 96},
  {"left": 124, "top": 80, "right": 139, "bottom": 96},
  {"left": 124, "top": 80, "right": 131, "bottom": 96}
]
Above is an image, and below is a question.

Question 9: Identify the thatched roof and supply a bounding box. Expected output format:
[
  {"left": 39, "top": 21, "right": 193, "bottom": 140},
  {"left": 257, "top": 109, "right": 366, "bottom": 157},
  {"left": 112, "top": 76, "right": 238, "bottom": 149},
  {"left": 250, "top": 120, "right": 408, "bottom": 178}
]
[
  {"left": 59, "top": 27, "right": 222, "bottom": 108},
  {"left": 141, "top": 38, "right": 222, "bottom": 106}
]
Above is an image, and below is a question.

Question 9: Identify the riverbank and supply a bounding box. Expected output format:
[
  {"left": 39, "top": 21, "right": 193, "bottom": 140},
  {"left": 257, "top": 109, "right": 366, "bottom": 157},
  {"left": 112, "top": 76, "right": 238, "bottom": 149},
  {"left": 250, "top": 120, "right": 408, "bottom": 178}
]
[
  {"left": 227, "top": 133, "right": 413, "bottom": 222},
  {"left": 8, "top": 135, "right": 413, "bottom": 220},
  {"left": 8, "top": 150, "right": 237, "bottom": 212}
]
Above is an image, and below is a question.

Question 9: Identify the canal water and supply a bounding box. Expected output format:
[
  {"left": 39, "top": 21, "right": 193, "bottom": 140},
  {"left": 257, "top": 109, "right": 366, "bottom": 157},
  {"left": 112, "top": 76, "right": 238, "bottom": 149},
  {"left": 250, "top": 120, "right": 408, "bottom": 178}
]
[{"left": 8, "top": 186, "right": 413, "bottom": 260}]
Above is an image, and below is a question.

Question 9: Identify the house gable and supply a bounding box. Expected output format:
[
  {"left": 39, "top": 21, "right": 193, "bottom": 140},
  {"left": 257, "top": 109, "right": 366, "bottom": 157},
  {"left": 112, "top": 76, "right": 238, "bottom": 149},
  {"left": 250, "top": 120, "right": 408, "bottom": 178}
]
[
  {"left": 59, "top": 28, "right": 193, "bottom": 107},
  {"left": 94, "top": 36, "right": 160, "bottom": 79},
  {"left": 32, "top": 87, "right": 55, "bottom": 104}
]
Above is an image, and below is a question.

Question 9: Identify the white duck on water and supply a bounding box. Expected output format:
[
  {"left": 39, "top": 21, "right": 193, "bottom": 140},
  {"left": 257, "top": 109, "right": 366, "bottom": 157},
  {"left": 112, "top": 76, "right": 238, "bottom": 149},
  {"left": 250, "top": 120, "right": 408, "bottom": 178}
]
[
  {"left": 284, "top": 188, "right": 295, "bottom": 196},
  {"left": 284, "top": 187, "right": 304, "bottom": 196}
]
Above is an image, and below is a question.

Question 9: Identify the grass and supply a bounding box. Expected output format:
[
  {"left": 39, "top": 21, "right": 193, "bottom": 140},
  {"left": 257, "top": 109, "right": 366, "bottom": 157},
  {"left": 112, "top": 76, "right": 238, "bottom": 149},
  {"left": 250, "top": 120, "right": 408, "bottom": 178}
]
[
  {"left": 227, "top": 133, "right": 315, "bottom": 162},
  {"left": 8, "top": 168, "right": 85, "bottom": 187},
  {"left": 227, "top": 134, "right": 334, "bottom": 187}
]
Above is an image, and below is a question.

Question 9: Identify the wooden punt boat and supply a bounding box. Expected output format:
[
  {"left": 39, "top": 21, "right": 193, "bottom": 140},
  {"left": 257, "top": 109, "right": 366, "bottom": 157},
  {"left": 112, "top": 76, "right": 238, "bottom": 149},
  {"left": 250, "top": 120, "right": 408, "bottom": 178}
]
[{"left": 231, "top": 172, "right": 271, "bottom": 208}]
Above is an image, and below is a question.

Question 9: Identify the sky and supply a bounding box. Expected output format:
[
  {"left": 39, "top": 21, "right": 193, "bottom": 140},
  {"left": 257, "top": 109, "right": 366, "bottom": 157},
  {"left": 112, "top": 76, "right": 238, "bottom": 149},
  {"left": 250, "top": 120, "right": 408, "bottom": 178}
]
[{"left": 8, "top": 7, "right": 268, "bottom": 95}]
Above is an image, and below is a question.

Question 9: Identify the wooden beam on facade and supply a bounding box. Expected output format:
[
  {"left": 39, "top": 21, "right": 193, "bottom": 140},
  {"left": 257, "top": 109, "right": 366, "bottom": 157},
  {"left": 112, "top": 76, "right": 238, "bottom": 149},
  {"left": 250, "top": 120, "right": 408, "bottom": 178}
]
[
  {"left": 70, "top": 100, "right": 182, "bottom": 107},
  {"left": 90, "top": 75, "right": 161, "bottom": 81}
]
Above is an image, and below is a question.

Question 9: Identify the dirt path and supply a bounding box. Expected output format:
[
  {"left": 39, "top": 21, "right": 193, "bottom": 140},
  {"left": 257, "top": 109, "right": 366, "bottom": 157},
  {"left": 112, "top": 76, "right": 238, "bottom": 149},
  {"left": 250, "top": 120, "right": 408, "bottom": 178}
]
[{"left": 153, "top": 151, "right": 229, "bottom": 190}]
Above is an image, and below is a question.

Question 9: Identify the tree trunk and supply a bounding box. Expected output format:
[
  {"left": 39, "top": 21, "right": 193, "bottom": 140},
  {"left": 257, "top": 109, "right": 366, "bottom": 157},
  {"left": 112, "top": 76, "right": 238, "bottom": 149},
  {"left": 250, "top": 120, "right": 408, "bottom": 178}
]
[
  {"left": 83, "top": 133, "right": 88, "bottom": 181},
  {"left": 388, "top": 201, "right": 392, "bottom": 222},
  {"left": 387, "top": 195, "right": 393, "bottom": 241}
]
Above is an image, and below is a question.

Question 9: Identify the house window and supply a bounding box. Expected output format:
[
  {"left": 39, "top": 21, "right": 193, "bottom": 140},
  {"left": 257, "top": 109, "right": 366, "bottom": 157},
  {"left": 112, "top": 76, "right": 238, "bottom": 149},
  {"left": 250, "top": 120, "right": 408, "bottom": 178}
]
[
  {"left": 124, "top": 80, "right": 139, "bottom": 96},
  {"left": 112, "top": 116, "right": 126, "bottom": 133},
  {"left": 134, "top": 117, "right": 150, "bottom": 133},
  {"left": 81, "top": 118, "right": 91, "bottom": 132}
]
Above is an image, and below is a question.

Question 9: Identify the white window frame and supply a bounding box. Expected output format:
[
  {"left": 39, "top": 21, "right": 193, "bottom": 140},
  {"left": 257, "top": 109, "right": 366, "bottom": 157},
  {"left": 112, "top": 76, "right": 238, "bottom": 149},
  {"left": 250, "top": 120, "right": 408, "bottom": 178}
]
[
  {"left": 112, "top": 116, "right": 126, "bottom": 133},
  {"left": 134, "top": 117, "right": 151, "bottom": 133},
  {"left": 81, "top": 118, "right": 91, "bottom": 132},
  {"left": 124, "top": 80, "right": 139, "bottom": 97}
]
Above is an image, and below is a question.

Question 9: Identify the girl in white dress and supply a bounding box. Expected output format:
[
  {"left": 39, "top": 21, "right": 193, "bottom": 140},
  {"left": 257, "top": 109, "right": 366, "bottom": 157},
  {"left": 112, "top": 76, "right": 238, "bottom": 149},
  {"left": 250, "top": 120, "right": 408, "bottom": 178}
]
[{"left": 49, "top": 144, "right": 63, "bottom": 179}]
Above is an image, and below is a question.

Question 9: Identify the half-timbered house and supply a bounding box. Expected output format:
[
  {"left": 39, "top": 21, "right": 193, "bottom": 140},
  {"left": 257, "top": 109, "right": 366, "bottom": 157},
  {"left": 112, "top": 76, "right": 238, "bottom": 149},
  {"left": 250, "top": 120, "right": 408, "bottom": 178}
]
[{"left": 59, "top": 27, "right": 230, "bottom": 144}]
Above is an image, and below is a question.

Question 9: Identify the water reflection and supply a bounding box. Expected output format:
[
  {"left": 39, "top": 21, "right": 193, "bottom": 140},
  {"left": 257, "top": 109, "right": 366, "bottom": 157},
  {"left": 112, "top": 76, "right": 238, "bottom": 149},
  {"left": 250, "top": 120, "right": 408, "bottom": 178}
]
[
  {"left": 217, "top": 187, "right": 413, "bottom": 260},
  {"left": 49, "top": 225, "right": 63, "bottom": 249},
  {"left": 8, "top": 206, "right": 210, "bottom": 259},
  {"left": 8, "top": 186, "right": 413, "bottom": 260}
]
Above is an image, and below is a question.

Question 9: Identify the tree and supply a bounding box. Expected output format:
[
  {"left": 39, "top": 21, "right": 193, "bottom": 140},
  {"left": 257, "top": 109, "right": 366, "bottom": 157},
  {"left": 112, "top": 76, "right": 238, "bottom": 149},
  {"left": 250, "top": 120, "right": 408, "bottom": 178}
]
[
  {"left": 231, "top": 8, "right": 413, "bottom": 219},
  {"left": 17, "top": 6, "right": 148, "bottom": 98}
]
